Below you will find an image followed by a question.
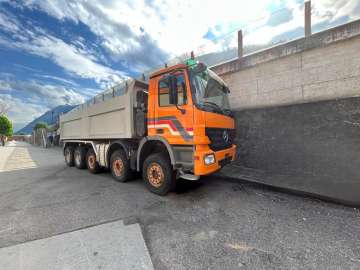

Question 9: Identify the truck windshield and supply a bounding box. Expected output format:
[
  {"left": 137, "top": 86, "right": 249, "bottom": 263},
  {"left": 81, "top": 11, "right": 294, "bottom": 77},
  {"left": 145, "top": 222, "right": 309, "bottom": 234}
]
[{"left": 191, "top": 68, "right": 231, "bottom": 115}]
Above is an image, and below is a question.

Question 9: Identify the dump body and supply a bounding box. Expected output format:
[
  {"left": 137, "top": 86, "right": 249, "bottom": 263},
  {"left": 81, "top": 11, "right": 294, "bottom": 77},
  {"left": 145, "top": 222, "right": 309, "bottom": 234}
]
[{"left": 60, "top": 79, "right": 147, "bottom": 141}]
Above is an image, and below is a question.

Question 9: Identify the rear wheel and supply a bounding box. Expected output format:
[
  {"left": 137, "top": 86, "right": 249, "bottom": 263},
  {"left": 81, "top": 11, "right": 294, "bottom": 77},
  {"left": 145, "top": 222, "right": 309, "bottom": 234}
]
[
  {"left": 74, "top": 146, "right": 87, "bottom": 169},
  {"left": 142, "top": 153, "right": 176, "bottom": 195},
  {"left": 64, "top": 145, "right": 74, "bottom": 167},
  {"left": 110, "top": 150, "right": 132, "bottom": 182},
  {"left": 86, "top": 148, "right": 101, "bottom": 174}
]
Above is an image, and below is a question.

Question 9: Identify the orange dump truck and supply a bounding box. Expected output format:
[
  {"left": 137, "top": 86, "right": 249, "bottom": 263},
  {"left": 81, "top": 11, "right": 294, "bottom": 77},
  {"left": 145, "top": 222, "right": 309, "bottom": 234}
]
[{"left": 60, "top": 59, "right": 236, "bottom": 195}]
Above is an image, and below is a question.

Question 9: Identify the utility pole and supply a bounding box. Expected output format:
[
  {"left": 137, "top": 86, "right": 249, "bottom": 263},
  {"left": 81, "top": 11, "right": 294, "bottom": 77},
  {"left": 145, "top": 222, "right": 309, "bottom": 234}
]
[
  {"left": 238, "top": 30, "right": 243, "bottom": 59},
  {"left": 305, "top": 1, "right": 312, "bottom": 37}
]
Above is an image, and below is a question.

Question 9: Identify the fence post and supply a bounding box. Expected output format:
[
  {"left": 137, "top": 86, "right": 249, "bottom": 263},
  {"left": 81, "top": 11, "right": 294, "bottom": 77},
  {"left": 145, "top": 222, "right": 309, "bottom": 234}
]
[
  {"left": 305, "top": 1, "right": 311, "bottom": 37},
  {"left": 238, "top": 30, "right": 243, "bottom": 59}
]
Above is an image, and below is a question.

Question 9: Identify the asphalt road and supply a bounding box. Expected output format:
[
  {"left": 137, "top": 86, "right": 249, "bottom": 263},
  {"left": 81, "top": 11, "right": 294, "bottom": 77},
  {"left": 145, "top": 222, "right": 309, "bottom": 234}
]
[{"left": 0, "top": 142, "right": 360, "bottom": 270}]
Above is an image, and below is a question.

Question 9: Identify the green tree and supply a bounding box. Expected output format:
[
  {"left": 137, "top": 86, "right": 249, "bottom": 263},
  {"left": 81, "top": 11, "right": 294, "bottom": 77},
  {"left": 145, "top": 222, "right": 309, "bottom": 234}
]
[
  {"left": 0, "top": 115, "right": 13, "bottom": 137},
  {"left": 33, "top": 122, "right": 48, "bottom": 130}
]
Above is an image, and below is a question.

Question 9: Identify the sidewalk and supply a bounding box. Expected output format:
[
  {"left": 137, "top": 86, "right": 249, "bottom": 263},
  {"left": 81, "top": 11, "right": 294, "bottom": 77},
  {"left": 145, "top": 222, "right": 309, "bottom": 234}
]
[
  {"left": 0, "top": 141, "right": 17, "bottom": 172},
  {"left": 0, "top": 220, "right": 154, "bottom": 270},
  {"left": 0, "top": 141, "right": 61, "bottom": 173}
]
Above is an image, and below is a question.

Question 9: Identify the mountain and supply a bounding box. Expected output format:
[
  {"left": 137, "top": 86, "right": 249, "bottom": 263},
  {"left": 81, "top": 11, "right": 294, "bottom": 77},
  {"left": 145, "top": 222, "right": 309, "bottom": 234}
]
[{"left": 16, "top": 104, "right": 76, "bottom": 134}]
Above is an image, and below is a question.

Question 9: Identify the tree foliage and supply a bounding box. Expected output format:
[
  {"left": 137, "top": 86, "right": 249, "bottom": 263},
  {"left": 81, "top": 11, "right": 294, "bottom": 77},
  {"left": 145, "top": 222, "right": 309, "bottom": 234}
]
[
  {"left": 33, "top": 122, "right": 48, "bottom": 130},
  {"left": 0, "top": 115, "right": 13, "bottom": 136}
]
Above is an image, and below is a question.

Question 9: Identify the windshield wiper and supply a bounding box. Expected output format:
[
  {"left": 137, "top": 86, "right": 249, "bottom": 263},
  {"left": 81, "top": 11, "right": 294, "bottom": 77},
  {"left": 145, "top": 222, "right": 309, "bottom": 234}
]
[
  {"left": 202, "top": 101, "right": 225, "bottom": 114},
  {"left": 223, "top": 108, "right": 234, "bottom": 117}
]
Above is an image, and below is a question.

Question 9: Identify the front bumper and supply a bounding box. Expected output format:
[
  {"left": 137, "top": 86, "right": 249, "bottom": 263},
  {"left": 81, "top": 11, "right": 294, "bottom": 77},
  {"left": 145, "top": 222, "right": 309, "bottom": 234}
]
[{"left": 194, "top": 144, "right": 236, "bottom": 176}]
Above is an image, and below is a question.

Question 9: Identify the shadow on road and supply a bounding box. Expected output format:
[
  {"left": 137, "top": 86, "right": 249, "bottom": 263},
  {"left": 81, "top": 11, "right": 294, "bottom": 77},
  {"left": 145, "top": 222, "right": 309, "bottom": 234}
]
[{"left": 175, "top": 179, "right": 204, "bottom": 194}]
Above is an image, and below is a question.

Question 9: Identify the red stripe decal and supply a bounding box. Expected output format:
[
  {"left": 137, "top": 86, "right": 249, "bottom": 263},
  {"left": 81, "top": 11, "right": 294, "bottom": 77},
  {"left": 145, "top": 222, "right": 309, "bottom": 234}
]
[{"left": 155, "top": 120, "right": 178, "bottom": 131}]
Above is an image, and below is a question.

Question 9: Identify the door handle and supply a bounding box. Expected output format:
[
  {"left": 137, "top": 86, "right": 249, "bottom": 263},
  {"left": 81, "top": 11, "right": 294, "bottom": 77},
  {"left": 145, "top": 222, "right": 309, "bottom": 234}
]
[{"left": 156, "top": 129, "right": 164, "bottom": 134}]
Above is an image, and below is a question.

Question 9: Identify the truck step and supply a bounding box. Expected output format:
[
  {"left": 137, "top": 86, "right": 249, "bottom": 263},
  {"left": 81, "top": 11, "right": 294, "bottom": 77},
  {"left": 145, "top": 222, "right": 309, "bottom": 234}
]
[{"left": 179, "top": 173, "right": 200, "bottom": 181}]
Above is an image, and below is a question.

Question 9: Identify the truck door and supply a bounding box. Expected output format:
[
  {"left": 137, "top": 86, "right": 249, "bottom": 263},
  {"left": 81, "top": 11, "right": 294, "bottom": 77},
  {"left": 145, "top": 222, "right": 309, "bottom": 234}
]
[{"left": 150, "top": 70, "right": 194, "bottom": 145}]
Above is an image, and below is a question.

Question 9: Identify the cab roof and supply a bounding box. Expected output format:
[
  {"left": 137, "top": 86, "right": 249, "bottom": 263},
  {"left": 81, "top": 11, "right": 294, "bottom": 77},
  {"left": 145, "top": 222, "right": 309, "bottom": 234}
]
[{"left": 149, "top": 63, "right": 188, "bottom": 79}]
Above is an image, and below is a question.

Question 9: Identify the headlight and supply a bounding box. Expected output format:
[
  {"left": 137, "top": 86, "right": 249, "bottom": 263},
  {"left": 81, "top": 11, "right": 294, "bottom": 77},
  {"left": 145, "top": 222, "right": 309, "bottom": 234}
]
[{"left": 204, "top": 154, "right": 215, "bottom": 165}]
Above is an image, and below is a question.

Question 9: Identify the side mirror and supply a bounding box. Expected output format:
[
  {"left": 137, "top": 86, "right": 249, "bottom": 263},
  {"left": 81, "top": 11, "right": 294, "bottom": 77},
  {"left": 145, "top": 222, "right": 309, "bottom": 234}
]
[
  {"left": 168, "top": 75, "right": 178, "bottom": 105},
  {"left": 136, "top": 90, "right": 147, "bottom": 110},
  {"left": 193, "top": 62, "right": 207, "bottom": 74},
  {"left": 136, "top": 90, "right": 146, "bottom": 104}
]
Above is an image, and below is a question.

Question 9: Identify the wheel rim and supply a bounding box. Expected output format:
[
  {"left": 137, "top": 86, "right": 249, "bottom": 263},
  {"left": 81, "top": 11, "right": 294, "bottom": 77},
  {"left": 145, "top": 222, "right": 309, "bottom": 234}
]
[
  {"left": 88, "top": 155, "right": 95, "bottom": 169},
  {"left": 113, "top": 159, "right": 124, "bottom": 177},
  {"left": 147, "top": 162, "right": 164, "bottom": 188}
]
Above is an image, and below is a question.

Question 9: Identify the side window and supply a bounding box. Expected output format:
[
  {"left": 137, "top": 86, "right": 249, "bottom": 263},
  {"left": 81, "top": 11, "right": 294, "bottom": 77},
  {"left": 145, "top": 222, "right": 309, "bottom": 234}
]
[
  {"left": 158, "top": 72, "right": 187, "bottom": 107},
  {"left": 158, "top": 78, "right": 170, "bottom": 106},
  {"left": 175, "top": 72, "right": 186, "bottom": 105}
]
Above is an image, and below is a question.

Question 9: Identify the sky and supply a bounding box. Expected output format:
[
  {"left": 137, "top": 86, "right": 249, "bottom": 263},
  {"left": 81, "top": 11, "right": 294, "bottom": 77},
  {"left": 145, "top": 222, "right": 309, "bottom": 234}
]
[{"left": 0, "top": 0, "right": 359, "bottom": 131}]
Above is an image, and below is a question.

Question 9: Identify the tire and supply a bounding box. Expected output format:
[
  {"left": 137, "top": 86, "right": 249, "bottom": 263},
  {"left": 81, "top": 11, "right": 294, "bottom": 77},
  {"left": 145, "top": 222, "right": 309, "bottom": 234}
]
[
  {"left": 110, "top": 149, "right": 132, "bottom": 182},
  {"left": 64, "top": 145, "right": 75, "bottom": 167},
  {"left": 74, "top": 146, "right": 87, "bottom": 169},
  {"left": 86, "top": 148, "right": 101, "bottom": 174},
  {"left": 142, "top": 153, "right": 176, "bottom": 195}
]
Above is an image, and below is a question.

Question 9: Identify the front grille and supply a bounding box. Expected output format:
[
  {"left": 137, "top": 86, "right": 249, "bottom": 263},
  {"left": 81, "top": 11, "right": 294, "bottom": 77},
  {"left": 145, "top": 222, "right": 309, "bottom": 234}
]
[{"left": 205, "top": 128, "right": 235, "bottom": 151}]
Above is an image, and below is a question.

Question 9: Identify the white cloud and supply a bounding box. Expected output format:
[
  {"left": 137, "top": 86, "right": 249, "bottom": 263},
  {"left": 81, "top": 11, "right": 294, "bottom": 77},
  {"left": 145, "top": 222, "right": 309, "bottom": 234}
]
[
  {"left": 312, "top": 0, "right": 360, "bottom": 24},
  {"left": 0, "top": 78, "right": 86, "bottom": 108},
  {"left": 0, "top": 7, "right": 19, "bottom": 32},
  {"left": 4, "top": 0, "right": 360, "bottom": 70},
  {"left": 243, "top": 2, "right": 304, "bottom": 45},
  {"left": 17, "top": 0, "right": 359, "bottom": 65},
  {"left": 0, "top": 94, "right": 46, "bottom": 124},
  {"left": 0, "top": 7, "right": 127, "bottom": 87},
  {"left": 34, "top": 75, "right": 78, "bottom": 86},
  {"left": 228, "top": 0, "right": 360, "bottom": 47},
  {"left": 19, "top": 0, "right": 276, "bottom": 60},
  {"left": 19, "top": 35, "right": 126, "bottom": 86}
]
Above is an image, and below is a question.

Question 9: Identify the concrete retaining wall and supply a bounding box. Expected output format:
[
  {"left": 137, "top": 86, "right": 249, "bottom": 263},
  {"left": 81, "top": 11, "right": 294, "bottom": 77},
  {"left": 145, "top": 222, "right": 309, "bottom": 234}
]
[
  {"left": 213, "top": 19, "right": 360, "bottom": 110},
  {"left": 219, "top": 97, "right": 360, "bottom": 205},
  {"left": 213, "top": 19, "right": 360, "bottom": 205}
]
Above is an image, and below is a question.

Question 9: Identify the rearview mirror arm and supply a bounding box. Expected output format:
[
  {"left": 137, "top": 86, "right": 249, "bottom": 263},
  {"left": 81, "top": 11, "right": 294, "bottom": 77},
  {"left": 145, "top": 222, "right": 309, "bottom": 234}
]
[{"left": 175, "top": 104, "right": 186, "bottom": 114}]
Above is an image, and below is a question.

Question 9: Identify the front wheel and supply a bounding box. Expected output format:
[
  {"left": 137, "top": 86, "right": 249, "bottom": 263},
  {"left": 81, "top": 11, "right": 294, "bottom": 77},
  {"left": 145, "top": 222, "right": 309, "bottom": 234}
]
[{"left": 142, "top": 153, "right": 176, "bottom": 195}]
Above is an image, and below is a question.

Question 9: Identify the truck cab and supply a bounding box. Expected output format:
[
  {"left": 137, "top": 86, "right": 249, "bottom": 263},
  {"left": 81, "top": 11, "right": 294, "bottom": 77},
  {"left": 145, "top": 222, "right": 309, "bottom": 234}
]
[{"left": 144, "top": 60, "right": 236, "bottom": 179}]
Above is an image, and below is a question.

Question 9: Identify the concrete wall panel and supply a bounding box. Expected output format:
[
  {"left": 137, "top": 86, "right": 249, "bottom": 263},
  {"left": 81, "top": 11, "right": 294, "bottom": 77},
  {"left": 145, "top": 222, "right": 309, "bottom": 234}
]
[
  {"left": 221, "top": 35, "right": 360, "bottom": 111},
  {"left": 219, "top": 97, "right": 360, "bottom": 205},
  {"left": 212, "top": 20, "right": 360, "bottom": 205}
]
